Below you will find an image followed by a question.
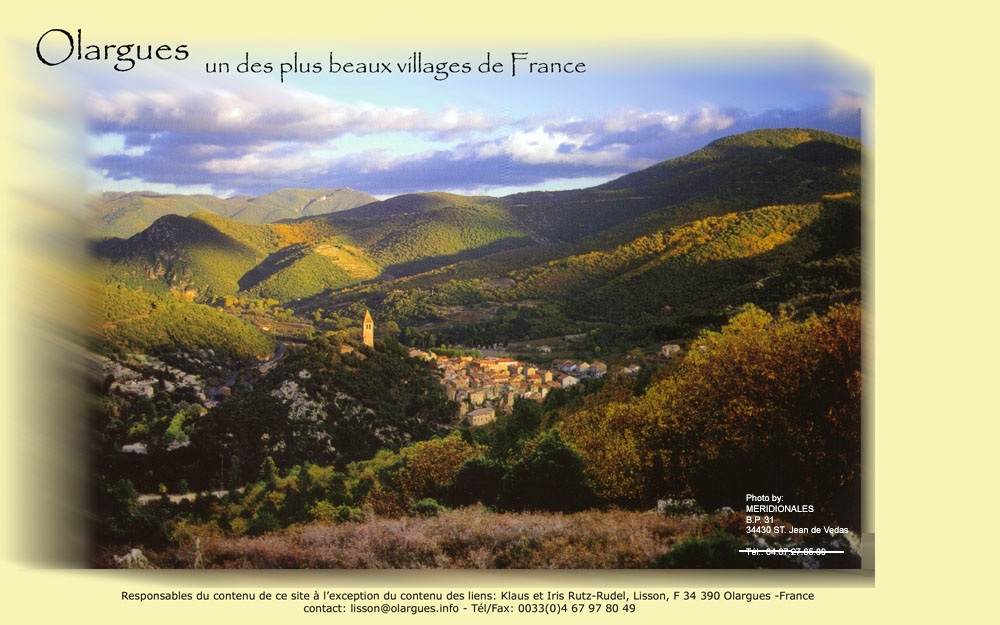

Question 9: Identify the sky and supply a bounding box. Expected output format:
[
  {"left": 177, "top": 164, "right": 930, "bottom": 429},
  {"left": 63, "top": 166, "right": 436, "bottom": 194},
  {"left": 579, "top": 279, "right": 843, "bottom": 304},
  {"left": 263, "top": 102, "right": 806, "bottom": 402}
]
[{"left": 74, "top": 43, "right": 867, "bottom": 199}]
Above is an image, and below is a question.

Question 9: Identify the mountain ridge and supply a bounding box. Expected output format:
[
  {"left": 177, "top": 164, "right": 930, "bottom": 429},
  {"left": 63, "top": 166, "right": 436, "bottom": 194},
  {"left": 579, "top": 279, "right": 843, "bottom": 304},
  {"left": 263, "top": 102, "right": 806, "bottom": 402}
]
[{"left": 93, "top": 187, "right": 377, "bottom": 239}]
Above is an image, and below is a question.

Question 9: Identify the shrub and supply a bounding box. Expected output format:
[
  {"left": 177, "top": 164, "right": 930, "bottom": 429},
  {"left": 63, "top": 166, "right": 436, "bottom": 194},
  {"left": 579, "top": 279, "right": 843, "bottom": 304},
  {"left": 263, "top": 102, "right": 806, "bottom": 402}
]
[
  {"left": 653, "top": 532, "right": 752, "bottom": 568},
  {"left": 409, "top": 498, "right": 449, "bottom": 518},
  {"left": 247, "top": 512, "right": 281, "bottom": 536},
  {"left": 311, "top": 501, "right": 365, "bottom": 523}
]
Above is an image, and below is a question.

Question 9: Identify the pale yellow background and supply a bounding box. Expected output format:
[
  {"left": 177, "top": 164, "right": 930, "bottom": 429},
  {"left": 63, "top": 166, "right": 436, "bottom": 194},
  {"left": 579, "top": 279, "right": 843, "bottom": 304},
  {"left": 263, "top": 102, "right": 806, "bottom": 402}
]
[{"left": 3, "top": 0, "right": 995, "bottom": 622}]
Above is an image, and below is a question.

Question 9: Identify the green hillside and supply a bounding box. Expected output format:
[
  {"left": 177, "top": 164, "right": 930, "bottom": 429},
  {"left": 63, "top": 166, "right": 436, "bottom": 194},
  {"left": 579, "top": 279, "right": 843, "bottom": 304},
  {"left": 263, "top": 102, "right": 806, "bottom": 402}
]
[
  {"left": 94, "top": 211, "right": 380, "bottom": 303},
  {"left": 318, "top": 193, "right": 532, "bottom": 271},
  {"left": 239, "top": 243, "right": 379, "bottom": 301},
  {"left": 94, "top": 280, "right": 276, "bottom": 361},
  {"left": 95, "top": 213, "right": 270, "bottom": 299},
  {"left": 514, "top": 196, "right": 860, "bottom": 324}
]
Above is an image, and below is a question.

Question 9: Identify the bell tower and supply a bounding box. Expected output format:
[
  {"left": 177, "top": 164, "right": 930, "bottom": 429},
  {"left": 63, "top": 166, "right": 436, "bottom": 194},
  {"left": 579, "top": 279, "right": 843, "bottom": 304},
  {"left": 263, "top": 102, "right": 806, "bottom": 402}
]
[{"left": 362, "top": 309, "right": 374, "bottom": 348}]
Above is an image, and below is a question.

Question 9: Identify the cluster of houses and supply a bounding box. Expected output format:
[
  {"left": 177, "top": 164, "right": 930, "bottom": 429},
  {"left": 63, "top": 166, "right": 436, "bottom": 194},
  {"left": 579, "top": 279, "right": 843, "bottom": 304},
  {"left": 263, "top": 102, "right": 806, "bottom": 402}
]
[
  {"left": 551, "top": 359, "right": 608, "bottom": 379},
  {"left": 404, "top": 341, "right": 685, "bottom": 428},
  {"left": 408, "top": 350, "right": 609, "bottom": 426}
]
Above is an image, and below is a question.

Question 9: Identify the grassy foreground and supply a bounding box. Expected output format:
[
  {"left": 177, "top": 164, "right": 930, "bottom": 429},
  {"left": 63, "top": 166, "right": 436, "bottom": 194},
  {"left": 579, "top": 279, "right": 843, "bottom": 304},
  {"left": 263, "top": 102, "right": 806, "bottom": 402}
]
[{"left": 96, "top": 507, "right": 750, "bottom": 569}]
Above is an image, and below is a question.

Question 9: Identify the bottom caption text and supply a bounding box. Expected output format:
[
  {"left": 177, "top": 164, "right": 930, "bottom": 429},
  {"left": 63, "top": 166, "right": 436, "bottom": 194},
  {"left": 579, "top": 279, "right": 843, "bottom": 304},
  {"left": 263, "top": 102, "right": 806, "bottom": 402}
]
[{"left": 121, "top": 588, "right": 817, "bottom": 615}]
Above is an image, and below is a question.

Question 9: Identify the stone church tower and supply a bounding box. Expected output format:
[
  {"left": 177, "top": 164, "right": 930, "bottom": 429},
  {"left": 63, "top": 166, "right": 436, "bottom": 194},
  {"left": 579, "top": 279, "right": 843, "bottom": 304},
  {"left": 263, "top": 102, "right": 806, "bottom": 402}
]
[{"left": 362, "top": 309, "right": 374, "bottom": 348}]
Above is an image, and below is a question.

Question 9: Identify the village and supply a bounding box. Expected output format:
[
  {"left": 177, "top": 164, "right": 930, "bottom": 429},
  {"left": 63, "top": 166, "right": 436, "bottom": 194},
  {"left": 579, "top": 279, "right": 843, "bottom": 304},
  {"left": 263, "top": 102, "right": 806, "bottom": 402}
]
[{"left": 405, "top": 348, "right": 607, "bottom": 426}]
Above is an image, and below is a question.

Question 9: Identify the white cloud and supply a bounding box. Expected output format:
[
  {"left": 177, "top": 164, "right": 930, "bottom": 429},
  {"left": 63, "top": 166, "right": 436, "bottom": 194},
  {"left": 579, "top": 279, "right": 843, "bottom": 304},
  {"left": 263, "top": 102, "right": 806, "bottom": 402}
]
[
  {"left": 600, "top": 107, "right": 735, "bottom": 136},
  {"left": 88, "top": 87, "right": 494, "bottom": 141},
  {"left": 685, "top": 107, "right": 737, "bottom": 134},
  {"left": 203, "top": 152, "right": 327, "bottom": 177},
  {"left": 466, "top": 107, "right": 736, "bottom": 170},
  {"left": 493, "top": 126, "right": 634, "bottom": 167},
  {"left": 89, "top": 132, "right": 149, "bottom": 157},
  {"left": 604, "top": 111, "right": 684, "bottom": 133}
]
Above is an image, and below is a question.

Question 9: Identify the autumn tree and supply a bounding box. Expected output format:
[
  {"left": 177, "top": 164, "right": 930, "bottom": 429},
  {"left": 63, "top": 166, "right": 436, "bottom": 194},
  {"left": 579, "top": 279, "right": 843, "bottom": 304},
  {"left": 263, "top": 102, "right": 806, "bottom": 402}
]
[{"left": 647, "top": 303, "right": 861, "bottom": 524}]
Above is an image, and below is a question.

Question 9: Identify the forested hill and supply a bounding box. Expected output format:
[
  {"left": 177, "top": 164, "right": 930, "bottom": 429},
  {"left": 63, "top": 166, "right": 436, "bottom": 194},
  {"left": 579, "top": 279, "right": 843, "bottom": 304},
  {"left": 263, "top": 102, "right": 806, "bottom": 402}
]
[
  {"left": 313, "top": 192, "right": 534, "bottom": 272},
  {"left": 499, "top": 128, "right": 860, "bottom": 243}
]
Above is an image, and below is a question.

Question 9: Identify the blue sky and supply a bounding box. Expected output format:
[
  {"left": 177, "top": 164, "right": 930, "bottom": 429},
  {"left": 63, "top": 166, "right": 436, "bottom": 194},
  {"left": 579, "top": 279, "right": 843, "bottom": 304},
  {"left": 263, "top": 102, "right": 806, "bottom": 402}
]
[{"left": 83, "top": 44, "right": 867, "bottom": 198}]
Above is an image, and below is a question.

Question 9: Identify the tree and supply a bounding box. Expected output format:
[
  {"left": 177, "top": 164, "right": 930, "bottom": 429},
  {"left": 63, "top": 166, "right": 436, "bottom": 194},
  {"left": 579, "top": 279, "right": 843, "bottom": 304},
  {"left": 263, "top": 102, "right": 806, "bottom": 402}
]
[
  {"left": 480, "top": 399, "right": 542, "bottom": 462},
  {"left": 560, "top": 400, "right": 658, "bottom": 507},
  {"left": 393, "top": 433, "right": 481, "bottom": 504},
  {"left": 497, "top": 429, "right": 597, "bottom": 513},
  {"left": 94, "top": 477, "right": 141, "bottom": 544},
  {"left": 446, "top": 458, "right": 504, "bottom": 507},
  {"left": 259, "top": 456, "right": 279, "bottom": 490}
]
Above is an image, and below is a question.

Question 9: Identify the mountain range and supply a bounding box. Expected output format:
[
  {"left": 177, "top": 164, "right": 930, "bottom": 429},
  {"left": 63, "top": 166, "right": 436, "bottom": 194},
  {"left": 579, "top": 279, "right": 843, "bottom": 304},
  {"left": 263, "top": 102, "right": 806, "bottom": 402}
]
[
  {"left": 92, "top": 127, "right": 862, "bottom": 353},
  {"left": 93, "top": 187, "right": 377, "bottom": 239}
]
